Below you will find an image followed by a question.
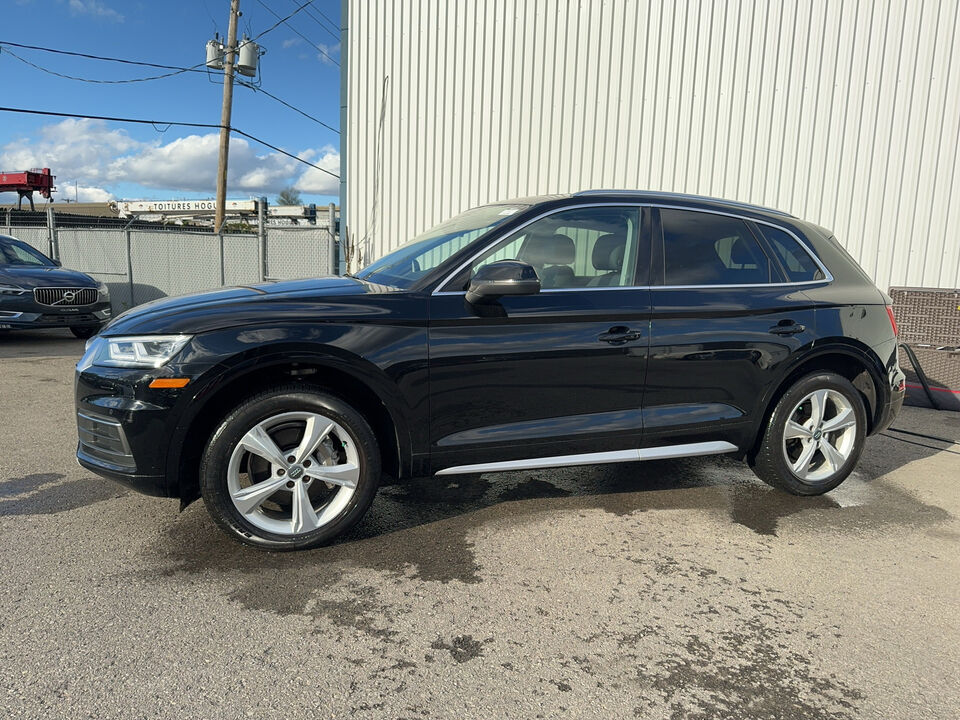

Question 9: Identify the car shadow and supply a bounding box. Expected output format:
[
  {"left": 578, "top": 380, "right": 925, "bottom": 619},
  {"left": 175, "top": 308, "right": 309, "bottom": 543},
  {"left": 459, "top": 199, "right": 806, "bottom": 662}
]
[
  {"left": 150, "top": 434, "right": 955, "bottom": 617},
  {"left": 0, "top": 328, "right": 87, "bottom": 358}
]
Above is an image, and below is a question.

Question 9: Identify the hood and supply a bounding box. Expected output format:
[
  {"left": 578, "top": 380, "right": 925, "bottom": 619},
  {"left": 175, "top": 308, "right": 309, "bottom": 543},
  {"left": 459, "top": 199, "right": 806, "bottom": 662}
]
[
  {"left": 102, "top": 275, "right": 397, "bottom": 336},
  {"left": 0, "top": 265, "right": 97, "bottom": 289}
]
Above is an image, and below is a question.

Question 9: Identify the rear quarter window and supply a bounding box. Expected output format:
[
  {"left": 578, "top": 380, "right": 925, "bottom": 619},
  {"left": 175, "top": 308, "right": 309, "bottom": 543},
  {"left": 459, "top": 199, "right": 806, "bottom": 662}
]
[{"left": 758, "top": 225, "right": 824, "bottom": 282}]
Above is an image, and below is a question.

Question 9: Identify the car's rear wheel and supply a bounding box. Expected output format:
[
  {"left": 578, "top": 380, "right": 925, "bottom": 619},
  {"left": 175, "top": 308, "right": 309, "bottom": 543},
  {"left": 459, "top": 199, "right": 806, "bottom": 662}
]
[
  {"left": 200, "top": 385, "right": 380, "bottom": 549},
  {"left": 750, "top": 372, "right": 866, "bottom": 495},
  {"left": 70, "top": 325, "right": 100, "bottom": 340}
]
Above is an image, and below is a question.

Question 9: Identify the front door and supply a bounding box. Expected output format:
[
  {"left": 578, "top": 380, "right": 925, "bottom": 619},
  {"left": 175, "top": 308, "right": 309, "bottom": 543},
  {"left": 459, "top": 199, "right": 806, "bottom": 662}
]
[{"left": 427, "top": 205, "right": 653, "bottom": 473}]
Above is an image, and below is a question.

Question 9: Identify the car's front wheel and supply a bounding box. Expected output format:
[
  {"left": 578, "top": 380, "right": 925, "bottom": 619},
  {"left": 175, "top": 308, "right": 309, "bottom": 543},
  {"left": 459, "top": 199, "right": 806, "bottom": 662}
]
[
  {"left": 200, "top": 385, "right": 381, "bottom": 549},
  {"left": 750, "top": 372, "right": 867, "bottom": 495}
]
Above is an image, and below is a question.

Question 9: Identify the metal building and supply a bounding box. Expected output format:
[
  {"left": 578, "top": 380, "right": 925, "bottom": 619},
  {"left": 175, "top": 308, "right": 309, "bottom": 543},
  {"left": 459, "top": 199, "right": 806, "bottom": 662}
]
[{"left": 341, "top": 0, "right": 960, "bottom": 291}]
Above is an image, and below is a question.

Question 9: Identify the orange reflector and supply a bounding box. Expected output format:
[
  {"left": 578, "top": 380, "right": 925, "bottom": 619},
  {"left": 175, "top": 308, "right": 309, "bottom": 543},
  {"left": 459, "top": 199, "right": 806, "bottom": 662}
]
[{"left": 149, "top": 378, "right": 190, "bottom": 389}]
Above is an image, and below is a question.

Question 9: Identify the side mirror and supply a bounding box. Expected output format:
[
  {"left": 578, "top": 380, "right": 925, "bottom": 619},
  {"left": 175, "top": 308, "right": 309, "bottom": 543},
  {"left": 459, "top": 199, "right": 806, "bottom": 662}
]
[{"left": 465, "top": 260, "right": 541, "bottom": 304}]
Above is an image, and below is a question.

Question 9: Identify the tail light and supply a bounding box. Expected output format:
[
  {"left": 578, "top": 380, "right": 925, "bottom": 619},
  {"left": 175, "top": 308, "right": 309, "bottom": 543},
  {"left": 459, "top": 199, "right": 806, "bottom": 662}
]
[{"left": 885, "top": 305, "right": 899, "bottom": 337}]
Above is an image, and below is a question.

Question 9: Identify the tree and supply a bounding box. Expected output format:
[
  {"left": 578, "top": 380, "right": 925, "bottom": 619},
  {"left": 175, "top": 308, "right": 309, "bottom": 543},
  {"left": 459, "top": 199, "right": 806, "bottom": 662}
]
[{"left": 276, "top": 187, "right": 302, "bottom": 206}]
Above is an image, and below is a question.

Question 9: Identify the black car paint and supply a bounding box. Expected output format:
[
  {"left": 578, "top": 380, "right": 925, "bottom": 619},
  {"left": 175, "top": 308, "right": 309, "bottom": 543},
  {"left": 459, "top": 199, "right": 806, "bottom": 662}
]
[
  {"left": 0, "top": 236, "right": 109, "bottom": 330},
  {"left": 75, "top": 193, "right": 905, "bottom": 502}
]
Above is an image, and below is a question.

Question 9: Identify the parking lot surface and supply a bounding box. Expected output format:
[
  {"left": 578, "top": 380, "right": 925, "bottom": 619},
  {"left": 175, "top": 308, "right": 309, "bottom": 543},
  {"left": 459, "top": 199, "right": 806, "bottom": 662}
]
[{"left": 1, "top": 329, "right": 959, "bottom": 719}]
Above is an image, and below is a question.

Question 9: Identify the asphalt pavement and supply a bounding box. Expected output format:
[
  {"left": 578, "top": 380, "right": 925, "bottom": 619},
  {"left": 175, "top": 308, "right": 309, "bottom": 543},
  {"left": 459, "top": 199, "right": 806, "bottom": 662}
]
[{"left": 1, "top": 328, "right": 958, "bottom": 719}]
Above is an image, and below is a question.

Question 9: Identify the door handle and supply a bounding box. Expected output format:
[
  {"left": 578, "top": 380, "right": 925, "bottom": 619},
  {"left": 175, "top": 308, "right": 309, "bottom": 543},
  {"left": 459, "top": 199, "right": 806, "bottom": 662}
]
[
  {"left": 598, "top": 326, "right": 644, "bottom": 344},
  {"left": 768, "top": 321, "right": 806, "bottom": 336}
]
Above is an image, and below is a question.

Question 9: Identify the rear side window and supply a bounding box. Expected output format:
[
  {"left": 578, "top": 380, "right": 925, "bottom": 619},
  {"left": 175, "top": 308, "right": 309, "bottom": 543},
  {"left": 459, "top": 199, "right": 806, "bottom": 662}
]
[
  {"left": 660, "top": 209, "right": 772, "bottom": 285},
  {"left": 759, "top": 225, "right": 824, "bottom": 282}
]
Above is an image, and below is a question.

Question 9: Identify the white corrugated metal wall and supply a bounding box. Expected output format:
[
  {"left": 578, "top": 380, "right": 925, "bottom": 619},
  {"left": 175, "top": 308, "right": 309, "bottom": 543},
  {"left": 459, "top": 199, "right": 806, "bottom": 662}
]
[{"left": 343, "top": 0, "right": 960, "bottom": 290}]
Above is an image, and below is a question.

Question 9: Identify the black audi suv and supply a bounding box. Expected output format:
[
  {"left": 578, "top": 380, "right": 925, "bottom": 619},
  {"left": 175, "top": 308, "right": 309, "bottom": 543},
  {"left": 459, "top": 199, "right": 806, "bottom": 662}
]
[
  {"left": 0, "top": 234, "right": 111, "bottom": 339},
  {"left": 75, "top": 191, "right": 904, "bottom": 549}
]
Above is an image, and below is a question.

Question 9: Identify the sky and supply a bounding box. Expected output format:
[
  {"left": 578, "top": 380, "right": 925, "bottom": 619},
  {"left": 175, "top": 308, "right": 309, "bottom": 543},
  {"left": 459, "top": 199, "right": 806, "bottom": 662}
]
[{"left": 1, "top": 0, "right": 341, "bottom": 206}]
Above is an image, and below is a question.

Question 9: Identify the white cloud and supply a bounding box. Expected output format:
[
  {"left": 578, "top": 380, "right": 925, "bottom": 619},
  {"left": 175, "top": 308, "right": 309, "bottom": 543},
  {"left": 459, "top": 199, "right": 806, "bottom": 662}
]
[
  {"left": 317, "top": 42, "right": 341, "bottom": 65},
  {"left": 282, "top": 38, "right": 303, "bottom": 49},
  {"left": 294, "top": 146, "right": 340, "bottom": 195},
  {"left": 73, "top": 185, "right": 114, "bottom": 202},
  {"left": 66, "top": 0, "right": 123, "bottom": 21},
  {"left": 0, "top": 119, "right": 339, "bottom": 200}
]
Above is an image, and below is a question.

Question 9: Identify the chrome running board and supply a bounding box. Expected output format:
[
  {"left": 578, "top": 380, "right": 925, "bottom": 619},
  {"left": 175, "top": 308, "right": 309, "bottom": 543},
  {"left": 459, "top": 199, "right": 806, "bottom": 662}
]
[{"left": 435, "top": 441, "right": 738, "bottom": 476}]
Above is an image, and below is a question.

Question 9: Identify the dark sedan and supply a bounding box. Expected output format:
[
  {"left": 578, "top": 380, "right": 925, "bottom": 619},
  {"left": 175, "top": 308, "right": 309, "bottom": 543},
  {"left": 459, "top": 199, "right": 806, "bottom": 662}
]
[
  {"left": 75, "top": 191, "right": 904, "bottom": 550},
  {"left": 0, "top": 234, "right": 111, "bottom": 339}
]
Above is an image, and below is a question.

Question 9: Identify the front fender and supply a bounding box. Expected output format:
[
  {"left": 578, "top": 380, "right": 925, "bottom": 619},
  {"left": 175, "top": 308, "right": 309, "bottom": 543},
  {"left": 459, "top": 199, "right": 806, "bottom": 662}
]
[{"left": 162, "top": 321, "right": 429, "bottom": 495}]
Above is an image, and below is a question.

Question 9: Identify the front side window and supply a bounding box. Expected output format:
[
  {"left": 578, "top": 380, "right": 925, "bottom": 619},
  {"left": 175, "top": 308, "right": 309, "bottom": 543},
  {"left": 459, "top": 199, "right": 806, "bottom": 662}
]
[
  {"left": 0, "top": 239, "right": 53, "bottom": 267},
  {"left": 660, "top": 209, "right": 773, "bottom": 286},
  {"left": 445, "top": 206, "right": 643, "bottom": 291},
  {"left": 355, "top": 204, "right": 528, "bottom": 288}
]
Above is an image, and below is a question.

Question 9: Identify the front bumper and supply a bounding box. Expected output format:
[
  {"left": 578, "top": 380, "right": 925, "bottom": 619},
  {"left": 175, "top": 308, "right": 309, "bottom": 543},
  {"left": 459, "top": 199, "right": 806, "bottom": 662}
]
[
  {"left": 0, "top": 299, "right": 111, "bottom": 329},
  {"left": 74, "top": 356, "right": 210, "bottom": 498}
]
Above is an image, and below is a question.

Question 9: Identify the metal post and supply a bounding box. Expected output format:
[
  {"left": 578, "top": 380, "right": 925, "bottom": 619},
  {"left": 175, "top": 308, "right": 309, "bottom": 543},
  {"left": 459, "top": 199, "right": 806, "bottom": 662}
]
[
  {"left": 257, "top": 196, "right": 267, "bottom": 281},
  {"left": 218, "top": 231, "right": 226, "bottom": 286},
  {"left": 125, "top": 229, "right": 134, "bottom": 309},
  {"left": 328, "top": 202, "right": 337, "bottom": 276},
  {"left": 4, "top": 207, "right": 10, "bottom": 230},
  {"left": 46, "top": 205, "right": 58, "bottom": 261}
]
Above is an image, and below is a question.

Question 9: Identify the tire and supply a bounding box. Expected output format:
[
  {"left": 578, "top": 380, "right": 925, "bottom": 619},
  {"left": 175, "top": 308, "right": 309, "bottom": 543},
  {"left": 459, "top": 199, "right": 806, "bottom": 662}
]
[
  {"left": 70, "top": 325, "right": 101, "bottom": 340},
  {"left": 200, "top": 384, "right": 381, "bottom": 550},
  {"left": 750, "top": 372, "right": 867, "bottom": 495}
]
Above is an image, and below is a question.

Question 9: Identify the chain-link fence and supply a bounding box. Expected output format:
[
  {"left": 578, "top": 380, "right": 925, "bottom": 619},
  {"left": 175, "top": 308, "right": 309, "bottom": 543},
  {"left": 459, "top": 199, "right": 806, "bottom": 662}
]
[{"left": 1, "top": 208, "right": 338, "bottom": 313}]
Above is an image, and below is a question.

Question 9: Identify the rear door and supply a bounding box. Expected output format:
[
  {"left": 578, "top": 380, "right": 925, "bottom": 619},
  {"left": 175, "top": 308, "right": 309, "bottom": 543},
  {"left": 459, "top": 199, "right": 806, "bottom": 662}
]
[
  {"left": 427, "top": 205, "right": 653, "bottom": 472},
  {"left": 644, "top": 207, "right": 818, "bottom": 448}
]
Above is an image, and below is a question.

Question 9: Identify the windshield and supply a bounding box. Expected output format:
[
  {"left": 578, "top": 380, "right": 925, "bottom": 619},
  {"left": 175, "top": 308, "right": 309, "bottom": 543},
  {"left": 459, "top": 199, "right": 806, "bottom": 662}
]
[
  {"left": 355, "top": 204, "right": 528, "bottom": 288},
  {"left": 0, "top": 238, "right": 54, "bottom": 267}
]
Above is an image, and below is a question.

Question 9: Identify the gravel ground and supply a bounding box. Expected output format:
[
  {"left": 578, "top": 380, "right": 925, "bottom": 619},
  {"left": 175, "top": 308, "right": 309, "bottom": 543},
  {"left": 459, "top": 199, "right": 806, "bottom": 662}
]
[{"left": 1, "top": 329, "right": 959, "bottom": 719}]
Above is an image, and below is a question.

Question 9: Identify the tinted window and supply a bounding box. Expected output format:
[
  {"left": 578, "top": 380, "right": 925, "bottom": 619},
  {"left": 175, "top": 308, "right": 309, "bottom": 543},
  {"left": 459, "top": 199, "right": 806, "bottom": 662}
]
[
  {"left": 0, "top": 238, "right": 53, "bottom": 267},
  {"left": 760, "top": 225, "right": 824, "bottom": 282},
  {"left": 660, "top": 209, "right": 772, "bottom": 285},
  {"left": 447, "top": 206, "right": 644, "bottom": 290}
]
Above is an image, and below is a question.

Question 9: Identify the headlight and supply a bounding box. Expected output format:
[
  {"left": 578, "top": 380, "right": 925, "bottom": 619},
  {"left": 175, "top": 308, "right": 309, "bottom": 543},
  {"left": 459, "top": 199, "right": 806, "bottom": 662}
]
[
  {"left": 91, "top": 334, "right": 192, "bottom": 368},
  {"left": 97, "top": 281, "right": 110, "bottom": 298},
  {"left": 0, "top": 284, "right": 27, "bottom": 295}
]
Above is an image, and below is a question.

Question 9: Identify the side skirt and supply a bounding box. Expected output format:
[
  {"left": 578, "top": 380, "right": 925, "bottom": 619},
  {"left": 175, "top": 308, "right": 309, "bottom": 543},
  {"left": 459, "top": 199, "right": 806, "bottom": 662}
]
[{"left": 434, "top": 441, "right": 738, "bottom": 476}]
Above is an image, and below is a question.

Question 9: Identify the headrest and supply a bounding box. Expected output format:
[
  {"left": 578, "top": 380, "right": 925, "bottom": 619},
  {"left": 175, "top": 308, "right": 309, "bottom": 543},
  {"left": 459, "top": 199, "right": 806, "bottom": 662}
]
[
  {"left": 522, "top": 232, "right": 575, "bottom": 265},
  {"left": 729, "top": 237, "right": 756, "bottom": 265},
  {"left": 592, "top": 233, "right": 626, "bottom": 271}
]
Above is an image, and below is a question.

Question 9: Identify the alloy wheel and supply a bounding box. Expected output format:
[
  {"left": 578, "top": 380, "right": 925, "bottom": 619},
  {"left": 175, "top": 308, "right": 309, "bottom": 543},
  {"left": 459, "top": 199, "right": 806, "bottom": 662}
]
[
  {"left": 226, "top": 411, "right": 360, "bottom": 536},
  {"left": 781, "top": 388, "right": 858, "bottom": 483}
]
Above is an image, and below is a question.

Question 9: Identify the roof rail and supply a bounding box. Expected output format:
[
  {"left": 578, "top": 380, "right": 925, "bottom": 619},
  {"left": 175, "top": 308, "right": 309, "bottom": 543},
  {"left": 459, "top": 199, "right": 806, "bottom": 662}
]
[{"left": 572, "top": 189, "right": 795, "bottom": 218}]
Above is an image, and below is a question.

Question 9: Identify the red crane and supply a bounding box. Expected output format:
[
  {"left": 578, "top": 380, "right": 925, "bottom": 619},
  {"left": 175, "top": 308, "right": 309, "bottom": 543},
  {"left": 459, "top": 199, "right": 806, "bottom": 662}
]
[{"left": 0, "top": 168, "right": 56, "bottom": 210}]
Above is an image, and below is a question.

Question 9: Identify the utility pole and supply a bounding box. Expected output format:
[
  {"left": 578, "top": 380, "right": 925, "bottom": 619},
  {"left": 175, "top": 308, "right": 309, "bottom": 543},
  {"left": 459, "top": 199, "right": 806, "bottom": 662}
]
[{"left": 214, "top": 0, "right": 241, "bottom": 233}]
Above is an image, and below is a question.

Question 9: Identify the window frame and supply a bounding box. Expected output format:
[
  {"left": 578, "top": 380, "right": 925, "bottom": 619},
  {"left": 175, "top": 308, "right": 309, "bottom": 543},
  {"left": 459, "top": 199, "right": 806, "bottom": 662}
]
[{"left": 433, "top": 202, "right": 831, "bottom": 295}]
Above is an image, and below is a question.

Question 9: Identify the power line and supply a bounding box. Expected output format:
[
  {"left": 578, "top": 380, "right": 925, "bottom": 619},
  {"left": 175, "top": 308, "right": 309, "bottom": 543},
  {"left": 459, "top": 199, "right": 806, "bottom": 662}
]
[
  {"left": 286, "top": 0, "right": 339, "bottom": 41},
  {"left": 0, "top": 40, "right": 207, "bottom": 76},
  {"left": 236, "top": 80, "right": 338, "bottom": 134},
  {"left": 251, "top": 0, "right": 320, "bottom": 42},
  {"left": 306, "top": 5, "right": 341, "bottom": 34},
  {"left": 0, "top": 46, "right": 202, "bottom": 83},
  {"left": 254, "top": 0, "right": 340, "bottom": 66},
  {"left": 0, "top": 40, "right": 339, "bottom": 133},
  {"left": 0, "top": 106, "right": 339, "bottom": 179}
]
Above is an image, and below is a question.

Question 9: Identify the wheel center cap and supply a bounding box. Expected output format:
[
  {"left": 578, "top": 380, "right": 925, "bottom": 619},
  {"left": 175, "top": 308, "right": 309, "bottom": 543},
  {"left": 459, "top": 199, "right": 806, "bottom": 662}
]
[
  {"left": 288, "top": 465, "right": 304, "bottom": 479},
  {"left": 813, "top": 429, "right": 822, "bottom": 441}
]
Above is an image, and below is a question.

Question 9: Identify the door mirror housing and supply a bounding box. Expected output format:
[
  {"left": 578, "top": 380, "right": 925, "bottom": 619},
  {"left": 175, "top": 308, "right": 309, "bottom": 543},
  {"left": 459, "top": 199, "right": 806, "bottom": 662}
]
[{"left": 465, "top": 260, "right": 541, "bottom": 304}]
